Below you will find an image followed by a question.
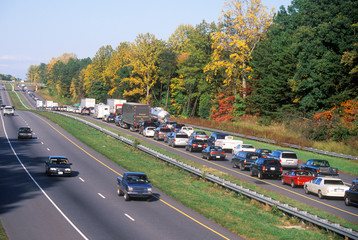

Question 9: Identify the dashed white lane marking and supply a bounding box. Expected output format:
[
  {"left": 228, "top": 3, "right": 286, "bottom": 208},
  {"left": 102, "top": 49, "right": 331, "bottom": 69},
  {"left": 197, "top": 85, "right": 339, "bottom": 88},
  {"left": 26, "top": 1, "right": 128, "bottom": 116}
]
[
  {"left": 79, "top": 177, "right": 85, "bottom": 182},
  {"left": 41, "top": 142, "right": 44, "bottom": 144},
  {"left": 125, "top": 213, "right": 135, "bottom": 222},
  {"left": 46, "top": 148, "right": 50, "bottom": 151},
  {"left": 98, "top": 193, "right": 106, "bottom": 199}
]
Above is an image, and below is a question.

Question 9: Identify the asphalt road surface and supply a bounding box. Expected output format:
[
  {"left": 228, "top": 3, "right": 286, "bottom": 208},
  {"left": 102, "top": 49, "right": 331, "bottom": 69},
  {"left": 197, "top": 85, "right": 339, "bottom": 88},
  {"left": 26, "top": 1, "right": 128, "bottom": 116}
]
[{"left": 0, "top": 86, "right": 241, "bottom": 240}]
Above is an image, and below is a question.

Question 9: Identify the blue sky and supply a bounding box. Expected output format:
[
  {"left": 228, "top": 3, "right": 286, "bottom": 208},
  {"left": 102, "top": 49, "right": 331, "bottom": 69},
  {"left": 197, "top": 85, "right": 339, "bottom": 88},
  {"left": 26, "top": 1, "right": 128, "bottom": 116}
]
[{"left": 0, "top": 0, "right": 291, "bottom": 79}]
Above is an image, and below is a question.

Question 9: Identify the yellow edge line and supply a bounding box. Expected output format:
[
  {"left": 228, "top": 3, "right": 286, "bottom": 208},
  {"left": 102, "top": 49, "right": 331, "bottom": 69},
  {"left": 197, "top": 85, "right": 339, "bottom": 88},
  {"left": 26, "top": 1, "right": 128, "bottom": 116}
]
[{"left": 32, "top": 112, "right": 230, "bottom": 240}]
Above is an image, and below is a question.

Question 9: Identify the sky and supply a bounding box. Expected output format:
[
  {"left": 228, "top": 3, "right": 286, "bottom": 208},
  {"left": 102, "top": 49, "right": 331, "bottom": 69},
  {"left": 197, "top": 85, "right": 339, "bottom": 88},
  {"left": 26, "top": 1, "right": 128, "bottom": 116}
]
[{"left": 0, "top": 0, "right": 291, "bottom": 80}]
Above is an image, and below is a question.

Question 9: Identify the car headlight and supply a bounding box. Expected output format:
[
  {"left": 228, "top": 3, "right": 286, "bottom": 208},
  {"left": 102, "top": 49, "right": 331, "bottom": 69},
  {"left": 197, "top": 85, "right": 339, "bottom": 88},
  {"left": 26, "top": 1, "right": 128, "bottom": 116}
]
[
  {"left": 128, "top": 186, "right": 133, "bottom": 191},
  {"left": 65, "top": 168, "right": 71, "bottom": 171},
  {"left": 49, "top": 168, "right": 57, "bottom": 171},
  {"left": 147, "top": 188, "right": 152, "bottom": 192}
]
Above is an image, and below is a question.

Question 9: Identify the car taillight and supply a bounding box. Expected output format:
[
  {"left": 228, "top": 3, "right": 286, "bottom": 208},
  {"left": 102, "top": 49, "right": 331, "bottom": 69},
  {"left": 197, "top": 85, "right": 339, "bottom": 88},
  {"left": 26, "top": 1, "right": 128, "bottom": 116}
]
[
  {"left": 262, "top": 166, "right": 266, "bottom": 171},
  {"left": 337, "top": 170, "right": 339, "bottom": 174},
  {"left": 174, "top": 139, "right": 176, "bottom": 141},
  {"left": 193, "top": 144, "right": 198, "bottom": 147},
  {"left": 279, "top": 159, "right": 282, "bottom": 162},
  {"left": 205, "top": 136, "right": 208, "bottom": 138},
  {"left": 280, "top": 167, "right": 283, "bottom": 172},
  {"left": 203, "top": 145, "right": 207, "bottom": 147},
  {"left": 317, "top": 169, "right": 320, "bottom": 173},
  {"left": 244, "top": 160, "right": 246, "bottom": 164},
  {"left": 297, "top": 160, "right": 299, "bottom": 164}
]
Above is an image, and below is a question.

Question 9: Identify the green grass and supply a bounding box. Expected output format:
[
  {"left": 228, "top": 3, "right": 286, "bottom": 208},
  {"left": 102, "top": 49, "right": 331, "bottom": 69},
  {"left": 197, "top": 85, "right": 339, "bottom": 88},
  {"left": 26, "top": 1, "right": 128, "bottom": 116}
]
[
  {"left": 0, "top": 221, "right": 7, "bottom": 240},
  {"left": 34, "top": 111, "right": 344, "bottom": 240}
]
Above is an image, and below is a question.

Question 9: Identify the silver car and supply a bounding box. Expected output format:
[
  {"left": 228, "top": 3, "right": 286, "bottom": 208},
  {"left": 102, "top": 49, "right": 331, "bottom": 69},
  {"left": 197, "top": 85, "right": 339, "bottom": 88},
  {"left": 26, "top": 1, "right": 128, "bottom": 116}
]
[{"left": 168, "top": 133, "right": 189, "bottom": 147}]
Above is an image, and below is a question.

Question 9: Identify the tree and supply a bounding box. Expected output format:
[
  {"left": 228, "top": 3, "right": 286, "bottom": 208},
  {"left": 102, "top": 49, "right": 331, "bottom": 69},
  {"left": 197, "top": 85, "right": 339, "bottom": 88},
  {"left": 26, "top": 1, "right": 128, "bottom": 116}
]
[
  {"left": 122, "top": 33, "right": 163, "bottom": 104},
  {"left": 204, "top": 0, "right": 273, "bottom": 98}
]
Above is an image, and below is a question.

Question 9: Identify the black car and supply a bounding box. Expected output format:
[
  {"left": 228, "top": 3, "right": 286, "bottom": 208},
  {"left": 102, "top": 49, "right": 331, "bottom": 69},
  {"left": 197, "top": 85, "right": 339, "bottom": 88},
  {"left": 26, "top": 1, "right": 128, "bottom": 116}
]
[
  {"left": 139, "top": 121, "right": 159, "bottom": 135},
  {"left": 153, "top": 127, "right": 172, "bottom": 141},
  {"left": 45, "top": 156, "right": 72, "bottom": 176},
  {"left": 249, "top": 158, "right": 282, "bottom": 179},
  {"left": 344, "top": 184, "right": 358, "bottom": 206},
  {"left": 255, "top": 149, "right": 272, "bottom": 156},
  {"left": 185, "top": 139, "right": 208, "bottom": 152},
  {"left": 232, "top": 151, "right": 261, "bottom": 170},
  {"left": 17, "top": 127, "right": 33, "bottom": 139},
  {"left": 106, "top": 114, "right": 116, "bottom": 123},
  {"left": 202, "top": 146, "right": 226, "bottom": 160}
]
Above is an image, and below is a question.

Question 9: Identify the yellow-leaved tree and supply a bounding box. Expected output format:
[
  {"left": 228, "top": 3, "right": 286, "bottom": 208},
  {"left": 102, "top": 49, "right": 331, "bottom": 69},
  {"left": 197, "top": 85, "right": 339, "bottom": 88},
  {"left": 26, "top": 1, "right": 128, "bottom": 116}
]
[
  {"left": 204, "top": 0, "right": 273, "bottom": 98},
  {"left": 123, "top": 33, "right": 163, "bottom": 104}
]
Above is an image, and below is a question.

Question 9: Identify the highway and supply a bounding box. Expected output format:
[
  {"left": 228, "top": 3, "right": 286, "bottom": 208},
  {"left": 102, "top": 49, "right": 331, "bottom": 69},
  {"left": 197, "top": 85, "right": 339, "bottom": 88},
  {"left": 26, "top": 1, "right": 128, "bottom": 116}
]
[
  {"left": 17, "top": 88, "right": 358, "bottom": 224},
  {"left": 0, "top": 86, "right": 241, "bottom": 240}
]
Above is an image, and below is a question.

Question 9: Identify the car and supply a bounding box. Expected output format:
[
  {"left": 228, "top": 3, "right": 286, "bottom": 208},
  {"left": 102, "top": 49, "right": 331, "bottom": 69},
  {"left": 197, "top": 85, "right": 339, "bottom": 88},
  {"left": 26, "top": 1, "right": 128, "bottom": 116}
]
[
  {"left": 163, "top": 132, "right": 175, "bottom": 143},
  {"left": 185, "top": 139, "right": 208, "bottom": 152},
  {"left": 102, "top": 114, "right": 109, "bottom": 121},
  {"left": 105, "top": 114, "right": 116, "bottom": 123},
  {"left": 162, "top": 120, "right": 177, "bottom": 129},
  {"left": 208, "top": 132, "right": 228, "bottom": 146},
  {"left": 168, "top": 132, "right": 189, "bottom": 147},
  {"left": 3, "top": 106, "right": 14, "bottom": 116},
  {"left": 249, "top": 158, "right": 282, "bottom": 179},
  {"left": 300, "top": 159, "right": 339, "bottom": 176},
  {"left": 304, "top": 177, "right": 349, "bottom": 199},
  {"left": 352, "top": 178, "right": 358, "bottom": 186},
  {"left": 117, "top": 172, "right": 152, "bottom": 201},
  {"left": 232, "top": 151, "right": 261, "bottom": 170},
  {"left": 255, "top": 149, "right": 272, "bottom": 157},
  {"left": 208, "top": 132, "right": 242, "bottom": 152},
  {"left": 189, "top": 131, "right": 208, "bottom": 140},
  {"left": 153, "top": 127, "right": 172, "bottom": 141},
  {"left": 232, "top": 144, "right": 256, "bottom": 155},
  {"left": 179, "top": 126, "right": 194, "bottom": 136},
  {"left": 0, "top": 104, "right": 6, "bottom": 110},
  {"left": 143, "top": 126, "right": 156, "bottom": 137},
  {"left": 139, "top": 121, "right": 159, "bottom": 135},
  {"left": 344, "top": 183, "right": 358, "bottom": 206},
  {"left": 281, "top": 170, "right": 315, "bottom": 188},
  {"left": 172, "top": 123, "right": 186, "bottom": 132},
  {"left": 80, "top": 107, "right": 90, "bottom": 115},
  {"left": 270, "top": 150, "right": 299, "bottom": 169},
  {"left": 115, "top": 115, "right": 122, "bottom": 126},
  {"left": 17, "top": 127, "right": 33, "bottom": 139},
  {"left": 45, "top": 156, "right": 72, "bottom": 176},
  {"left": 202, "top": 146, "right": 226, "bottom": 160}
]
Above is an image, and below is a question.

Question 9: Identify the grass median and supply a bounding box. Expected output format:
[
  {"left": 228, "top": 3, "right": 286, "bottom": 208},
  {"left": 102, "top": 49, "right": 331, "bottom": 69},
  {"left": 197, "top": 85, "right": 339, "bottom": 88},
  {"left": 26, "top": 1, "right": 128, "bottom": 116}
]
[{"left": 33, "top": 111, "right": 347, "bottom": 240}]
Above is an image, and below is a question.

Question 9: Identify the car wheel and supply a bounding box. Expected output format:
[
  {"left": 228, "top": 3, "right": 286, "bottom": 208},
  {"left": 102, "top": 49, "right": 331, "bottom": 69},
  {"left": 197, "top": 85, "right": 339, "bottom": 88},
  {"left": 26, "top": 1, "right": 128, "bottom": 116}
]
[
  {"left": 117, "top": 185, "right": 123, "bottom": 196},
  {"left": 124, "top": 192, "right": 130, "bottom": 201},
  {"left": 281, "top": 178, "right": 285, "bottom": 185},
  {"left": 240, "top": 163, "right": 245, "bottom": 171},
  {"left": 189, "top": 147, "right": 193, "bottom": 152},
  {"left": 250, "top": 169, "right": 254, "bottom": 176},
  {"left": 344, "top": 196, "right": 351, "bottom": 206},
  {"left": 232, "top": 161, "right": 236, "bottom": 168},
  {"left": 185, "top": 146, "right": 188, "bottom": 151},
  {"left": 318, "top": 190, "right": 324, "bottom": 199},
  {"left": 304, "top": 186, "right": 309, "bottom": 194},
  {"left": 291, "top": 181, "right": 296, "bottom": 188},
  {"left": 258, "top": 171, "right": 263, "bottom": 179}
]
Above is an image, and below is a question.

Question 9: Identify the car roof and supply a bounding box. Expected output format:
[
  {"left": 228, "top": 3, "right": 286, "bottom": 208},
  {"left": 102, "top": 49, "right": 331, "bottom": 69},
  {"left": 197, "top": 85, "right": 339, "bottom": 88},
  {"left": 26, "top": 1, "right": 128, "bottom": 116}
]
[
  {"left": 316, "top": 176, "right": 343, "bottom": 180},
  {"left": 49, "top": 156, "right": 68, "bottom": 159}
]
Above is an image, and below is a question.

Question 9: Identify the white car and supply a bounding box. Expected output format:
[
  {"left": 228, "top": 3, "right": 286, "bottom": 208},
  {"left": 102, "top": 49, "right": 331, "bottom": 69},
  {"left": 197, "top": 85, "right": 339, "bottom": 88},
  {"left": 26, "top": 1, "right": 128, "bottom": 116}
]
[
  {"left": 180, "top": 126, "right": 194, "bottom": 136},
  {"left": 232, "top": 144, "right": 256, "bottom": 155},
  {"left": 143, "top": 127, "right": 156, "bottom": 137},
  {"left": 304, "top": 177, "right": 349, "bottom": 199},
  {"left": 3, "top": 106, "right": 15, "bottom": 116}
]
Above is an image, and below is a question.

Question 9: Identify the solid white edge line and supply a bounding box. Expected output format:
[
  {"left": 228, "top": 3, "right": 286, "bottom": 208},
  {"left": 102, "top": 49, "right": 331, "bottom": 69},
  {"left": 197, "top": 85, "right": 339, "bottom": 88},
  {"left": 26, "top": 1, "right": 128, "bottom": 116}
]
[
  {"left": 124, "top": 213, "right": 135, "bottom": 222},
  {"left": 1, "top": 113, "right": 89, "bottom": 240}
]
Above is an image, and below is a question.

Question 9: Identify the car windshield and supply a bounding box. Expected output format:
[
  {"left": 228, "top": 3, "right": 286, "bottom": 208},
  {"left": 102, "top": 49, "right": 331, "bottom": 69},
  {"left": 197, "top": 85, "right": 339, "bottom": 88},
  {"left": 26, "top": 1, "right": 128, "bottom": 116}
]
[
  {"left": 296, "top": 171, "right": 313, "bottom": 176},
  {"left": 51, "top": 158, "right": 69, "bottom": 164},
  {"left": 265, "top": 160, "right": 280, "bottom": 166},
  {"left": 192, "top": 140, "right": 206, "bottom": 144},
  {"left": 147, "top": 127, "right": 155, "bottom": 130},
  {"left": 324, "top": 180, "right": 344, "bottom": 185},
  {"left": 243, "top": 145, "right": 254, "bottom": 149},
  {"left": 282, "top": 153, "right": 297, "bottom": 159},
  {"left": 211, "top": 146, "right": 223, "bottom": 151},
  {"left": 126, "top": 175, "right": 148, "bottom": 183},
  {"left": 19, "top": 128, "right": 31, "bottom": 133},
  {"left": 176, "top": 135, "right": 188, "bottom": 138},
  {"left": 313, "top": 160, "right": 329, "bottom": 167},
  {"left": 160, "top": 128, "right": 171, "bottom": 132},
  {"left": 216, "top": 135, "right": 227, "bottom": 139},
  {"left": 196, "top": 131, "right": 206, "bottom": 135}
]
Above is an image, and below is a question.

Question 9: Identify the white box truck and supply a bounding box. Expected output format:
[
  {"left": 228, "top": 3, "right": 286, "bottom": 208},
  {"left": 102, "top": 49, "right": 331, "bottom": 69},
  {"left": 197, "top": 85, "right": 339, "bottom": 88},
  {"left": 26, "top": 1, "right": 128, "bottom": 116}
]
[
  {"left": 36, "top": 100, "right": 43, "bottom": 108},
  {"left": 80, "top": 98, "right": 96, "bottom": 109},
  {"left": 107, "top": 99, "right": 126, "bottom": 114},
  {"left": 93, "top": 103, "right": 110, "bottom": 119}
]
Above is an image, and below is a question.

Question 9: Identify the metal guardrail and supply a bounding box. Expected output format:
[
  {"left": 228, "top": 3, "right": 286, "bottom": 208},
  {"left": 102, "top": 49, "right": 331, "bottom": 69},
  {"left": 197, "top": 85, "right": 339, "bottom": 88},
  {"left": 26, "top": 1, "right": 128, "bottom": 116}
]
[
  {"left": 186, "top": 124, "right": 358, "bottom": 160},
  {"left": 53, "top": 111, "right": 358, "bottom": 240}
]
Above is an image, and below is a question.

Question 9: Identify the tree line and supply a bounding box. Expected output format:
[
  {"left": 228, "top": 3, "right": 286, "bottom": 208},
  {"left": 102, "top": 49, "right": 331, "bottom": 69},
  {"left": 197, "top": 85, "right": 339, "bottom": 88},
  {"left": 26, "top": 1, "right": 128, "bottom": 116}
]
[{"left": 26, "top": 0, "right": 358, "bottom": 141}]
